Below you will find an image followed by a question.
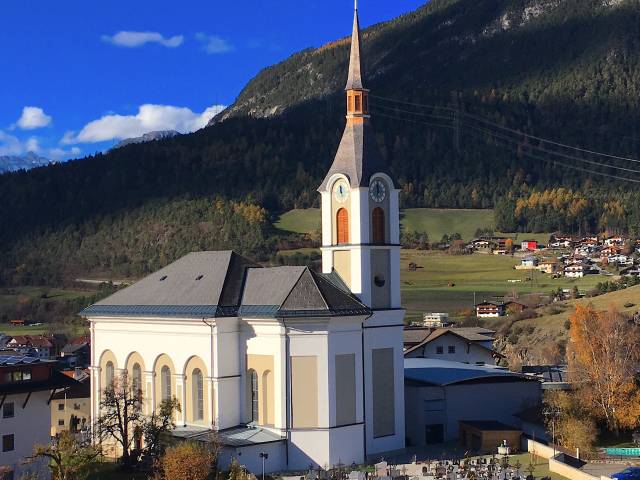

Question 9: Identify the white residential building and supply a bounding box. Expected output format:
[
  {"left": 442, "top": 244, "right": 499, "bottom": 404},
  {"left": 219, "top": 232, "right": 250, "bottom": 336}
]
[
  {"left": 0, "top": 355, "right": 75, "bottom": 479},
  {"left": 404, "top": 328, "right": 500, "bottom": 365}
]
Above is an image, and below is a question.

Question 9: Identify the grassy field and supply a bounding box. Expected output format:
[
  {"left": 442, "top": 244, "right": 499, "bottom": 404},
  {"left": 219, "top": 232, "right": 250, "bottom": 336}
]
[
  {"left": 275, "top": 208, "right": 552, "bottom": 244},
  {"left": 400, "top": 250, "right": 603, "bottom": 322},
  {"left": 0, "top": 286, "right": 93, "bottom": 308},
  {"left": 402, "top": 208, "right": 494, "bottom": 240},
  {"left": 514, "top": 284, "right": 640, "bottom": 336},
  {"left": 274, "top": 208, "right": 321, "bottom": 234}
]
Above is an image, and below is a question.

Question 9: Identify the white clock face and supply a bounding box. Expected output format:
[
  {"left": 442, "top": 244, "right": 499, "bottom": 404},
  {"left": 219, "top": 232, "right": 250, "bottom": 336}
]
[
  {"left": 333, "top": 180, "right": 350, "bottom": 203},
  {"left": 370, "top": 179, "right": 387, "bottom": 203}
]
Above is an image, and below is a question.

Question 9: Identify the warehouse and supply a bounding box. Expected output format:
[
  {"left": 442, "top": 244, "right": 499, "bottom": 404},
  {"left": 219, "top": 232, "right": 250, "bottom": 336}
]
[{"left": 404, "top": 359, "right": 541, "bottom": 448}]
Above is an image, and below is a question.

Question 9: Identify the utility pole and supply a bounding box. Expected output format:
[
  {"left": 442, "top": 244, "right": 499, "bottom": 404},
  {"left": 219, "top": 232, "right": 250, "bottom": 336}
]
[{"left": 452, "top": 92, "right": 461, "bottom": 154}]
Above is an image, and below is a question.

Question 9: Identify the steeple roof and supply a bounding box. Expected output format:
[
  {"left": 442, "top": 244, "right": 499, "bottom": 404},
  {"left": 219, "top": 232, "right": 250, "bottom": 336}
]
[
  {"left": 318, "top": 120, "right": 389, "bottom": 191},
  {"left": 345, "top": 0, "right": 364, "bottom": 91},
  {"left": 318, "top": 1, "right": 392, "bottom": 192}
]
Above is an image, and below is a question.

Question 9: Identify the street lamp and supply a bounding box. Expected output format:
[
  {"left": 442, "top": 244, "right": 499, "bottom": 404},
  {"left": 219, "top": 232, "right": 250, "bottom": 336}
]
[
  {"left": 259, "top": 452, "right": 269, "bottom": 480},
  {"left": 543, "top": 406, "right": 561, "bottom": 458}
]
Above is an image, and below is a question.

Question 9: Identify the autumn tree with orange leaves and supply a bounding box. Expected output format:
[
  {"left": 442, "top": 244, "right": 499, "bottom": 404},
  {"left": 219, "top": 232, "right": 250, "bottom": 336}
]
[{"left": 567, "top": 305, "right": 640, "bottom": 432}]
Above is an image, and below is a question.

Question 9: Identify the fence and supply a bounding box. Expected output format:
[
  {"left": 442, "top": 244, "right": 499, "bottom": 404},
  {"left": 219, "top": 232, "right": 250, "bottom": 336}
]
[
  {"left": 523, "top": 438, "right": 613, "bottom": 480},
  {"left": 604, "top": 448, "right": 640, "bottom": 457}
]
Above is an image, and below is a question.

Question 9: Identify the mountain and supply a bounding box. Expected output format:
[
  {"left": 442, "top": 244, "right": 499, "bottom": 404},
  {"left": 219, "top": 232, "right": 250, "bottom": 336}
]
[
  {"left": 112, "top": 130, "right": 180, "bottom": 150},
  {"left": 0, "top": 152, "right": 52, "bottom": 174},
  {"left": 3, "top": 0, "right": 640, "bottom": 286},
  {"left": 214, "top": 0, "right": 640, "bottom": 122}
]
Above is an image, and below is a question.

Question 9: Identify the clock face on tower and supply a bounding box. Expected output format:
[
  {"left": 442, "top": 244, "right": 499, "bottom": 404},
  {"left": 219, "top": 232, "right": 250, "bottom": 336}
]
[
  {"left": 333, "top": 179, "right": 350, "bottom": 203},
  {"left": 370, "top": 179, "right": 387, "bottom": 203}
]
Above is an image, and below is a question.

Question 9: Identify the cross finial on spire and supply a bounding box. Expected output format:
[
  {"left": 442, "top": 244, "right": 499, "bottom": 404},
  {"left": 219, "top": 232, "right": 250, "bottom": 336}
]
[{"left": 345, "top": 0, "right": 364, "bottom": 90}]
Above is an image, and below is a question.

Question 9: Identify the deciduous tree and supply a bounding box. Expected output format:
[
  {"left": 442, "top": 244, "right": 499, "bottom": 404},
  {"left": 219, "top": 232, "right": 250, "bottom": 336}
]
[
  {"left": 568, "top": 305, "right": 640, "bottom": 431},
  {"left": 31, "top": 431, "right": 99, "bottom": 480},
  {"left": 155, "top": 440, "right": 219, "bottom": 480}
]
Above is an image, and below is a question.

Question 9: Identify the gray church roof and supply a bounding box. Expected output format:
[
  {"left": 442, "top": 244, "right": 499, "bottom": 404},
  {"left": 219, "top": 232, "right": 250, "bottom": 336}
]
[
  {"left": 82, "top": 251, "right": 370, "bottom": 320},
  {"left": 81, "top": 251, "right": 258, "bottom": 318},
  {"left": 240, "top": 266, "right": 370, "bottom": 318}
]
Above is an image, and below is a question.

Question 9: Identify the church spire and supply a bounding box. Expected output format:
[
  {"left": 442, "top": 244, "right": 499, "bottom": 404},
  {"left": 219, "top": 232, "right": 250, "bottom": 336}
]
[{"left": 345, "top": 0, "right": 364, "bottom": 91}]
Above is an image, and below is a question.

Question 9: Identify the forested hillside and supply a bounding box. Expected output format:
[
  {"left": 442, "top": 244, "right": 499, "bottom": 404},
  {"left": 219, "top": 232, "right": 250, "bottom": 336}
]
[{"left": 2, "top": 0, "right": 640, "bottom": 285}]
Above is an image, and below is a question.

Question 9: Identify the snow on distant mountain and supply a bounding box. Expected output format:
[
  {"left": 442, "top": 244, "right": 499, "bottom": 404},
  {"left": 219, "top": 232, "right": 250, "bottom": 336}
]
[
  {"left": 0, "top": 152, "right": 53, "bottom": 174},
  {"left": 112, "top": 130, "right": 180, "bottom": 150}
]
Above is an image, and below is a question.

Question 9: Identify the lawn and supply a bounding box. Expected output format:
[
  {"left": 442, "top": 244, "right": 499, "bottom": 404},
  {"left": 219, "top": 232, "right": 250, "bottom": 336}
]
[
  {"left": 275, "top": 208, "right": 553, "bottom": 244},
  {"left": 400, "top": 250, "right": 603, "bottom": 322},
  {"left": 274, "top": 208, "right": 321, "bottom": 234},
  {"left": 402, "top": 208, "right": 494, "bottom": 241},
  {"left": 516, "top": 284, "right": 640, "bottom": 335},
  {"left": 0, "top": 286, "right": 94, "bottom": 309},
  {"left": 500, "top": 453, "right": 568, "bottom": 480}
]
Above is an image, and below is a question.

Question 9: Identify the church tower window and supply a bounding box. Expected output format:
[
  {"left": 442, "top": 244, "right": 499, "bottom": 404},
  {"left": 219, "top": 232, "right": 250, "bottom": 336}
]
[
  {"left": 336, "top": 208, "right": 349, "bottom": 244},
  {"left": 372, "top": 208, "right": 385, "bottom": 244}
]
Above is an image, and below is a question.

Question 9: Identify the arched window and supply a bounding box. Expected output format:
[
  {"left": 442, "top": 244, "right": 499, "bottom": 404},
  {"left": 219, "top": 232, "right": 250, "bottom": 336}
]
[
  {"left": 250, "top": 370, "right": 259, "bottom": 423},
  {"left": 161, "top": 366, "right": 171, "bottom": 401},
  {"left": 336, "top": 208, "right": 349, "bottom": 245},
  {"left": 372, "top": 208, "right": 385, "bottom": 244},
  {"left": 132, "top": 363, "right": 142, "bottom": 393},
  {"left": 105, "top": 361, "right": 114, "bottom": 387},
  {"left": 192, "top": 368, "right": 204, "bottom": 422}
]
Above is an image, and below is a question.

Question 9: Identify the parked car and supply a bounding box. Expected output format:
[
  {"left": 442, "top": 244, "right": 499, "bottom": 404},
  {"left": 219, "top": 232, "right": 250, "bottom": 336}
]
[{"left": 612, "top": 468, "right": 640, "bottom": 480}]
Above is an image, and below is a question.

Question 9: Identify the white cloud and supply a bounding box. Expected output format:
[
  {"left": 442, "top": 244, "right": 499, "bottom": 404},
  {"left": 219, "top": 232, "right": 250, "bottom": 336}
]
[
  {"left": 60, "top": 131, "right": 76, "bottom": 145},
  {"left": 70, "top": 103, "right": 225, "bottom": 144},
  {"left": 16, "top": 106, "right": 52, "bottom": 130},
  {"left": 25, "top": 137, "right": 40, "bottom": 153},
  {"left": 0, "top": 131, "right": 43, "bottom": 156},
  {"left": 195, "top": 33, "right": 233, "bottom": 54},
  {"left": 0, "top": 131, "right": 24, "bottom": 156},
  {"left": 48, "top": 146, "right": 81, "bottom": 160},
  {"left": 102, "top": 31, "right": 184, "bottom": 48}
]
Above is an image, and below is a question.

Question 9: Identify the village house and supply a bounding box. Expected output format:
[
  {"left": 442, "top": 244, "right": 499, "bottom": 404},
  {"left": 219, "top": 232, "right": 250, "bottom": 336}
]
[
  {"left": 475, "top": 301, "right": 506, "bottom": 318},
  {"left": 564, "top": 263, "right": 586, "bottom": 278},
  {"left": 6, "top": 336, "right": 54, "bottom": 359},
  {"left": 536, "top": 261, "right": 557, "bottom": 274},
  {"left": 0, "top": 355, "right": 77, "bottom": 479},
  {"left": 404, "top": 328, "right": 501, "bottom": 365},
  {"left": 50, "top": 369, "right": 91, "bottom": 437},
  {"left": 516, "top": 257, "right": 538, "bottom": 269},
  {"left": 520, "top": 240, "right": 538, "bottom": 251}
]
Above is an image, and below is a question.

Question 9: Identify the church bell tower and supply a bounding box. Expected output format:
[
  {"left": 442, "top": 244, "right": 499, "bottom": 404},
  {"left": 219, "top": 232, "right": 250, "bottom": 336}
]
[
  {"left": 318, "top": 0, "right": 401, "bottom": 312},
  {"left": 318, "top": 1, "right": 406, "bottom": 457}
]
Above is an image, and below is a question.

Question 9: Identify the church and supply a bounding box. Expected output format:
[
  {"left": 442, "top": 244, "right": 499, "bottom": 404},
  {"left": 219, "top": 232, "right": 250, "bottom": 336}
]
[{"left": 84, "top": 2, "right": 406, "bottom": 472}]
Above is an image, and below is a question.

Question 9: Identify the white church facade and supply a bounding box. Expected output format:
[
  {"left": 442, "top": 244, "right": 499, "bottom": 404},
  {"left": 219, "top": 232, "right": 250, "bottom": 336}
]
[{"left": 84, "top": 3, "right": 405, "bottom": 473}]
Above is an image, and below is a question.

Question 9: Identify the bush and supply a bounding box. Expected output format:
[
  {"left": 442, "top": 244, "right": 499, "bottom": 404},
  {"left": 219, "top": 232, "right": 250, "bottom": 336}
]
[{"left": 156, "top": 442, "right": 216, "bottom": 480}]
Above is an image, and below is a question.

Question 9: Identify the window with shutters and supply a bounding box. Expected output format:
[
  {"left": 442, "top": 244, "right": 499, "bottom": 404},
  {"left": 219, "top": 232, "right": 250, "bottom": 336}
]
[
  {"left": 372, "top": 207, "right": 385, "bottom": 244},
  {"left": 336, "top": 208, "right": 349, "bottom": 244}
]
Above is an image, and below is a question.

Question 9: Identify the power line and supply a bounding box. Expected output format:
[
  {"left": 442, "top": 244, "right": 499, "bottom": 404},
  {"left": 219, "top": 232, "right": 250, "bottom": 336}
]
[
  {"left": 370, "top": 93, "right": 640, "bottom": 165},
  {"left": 370, "top": 107, "right": 640, "bottom": 184}
]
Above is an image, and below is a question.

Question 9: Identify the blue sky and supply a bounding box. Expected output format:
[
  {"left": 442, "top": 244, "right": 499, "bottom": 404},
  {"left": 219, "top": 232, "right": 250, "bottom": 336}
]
[{"left": 0, "top": 0, "right": 425, "bottom": 160}]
